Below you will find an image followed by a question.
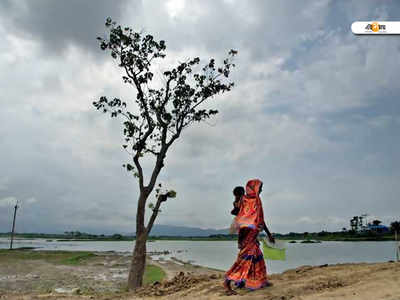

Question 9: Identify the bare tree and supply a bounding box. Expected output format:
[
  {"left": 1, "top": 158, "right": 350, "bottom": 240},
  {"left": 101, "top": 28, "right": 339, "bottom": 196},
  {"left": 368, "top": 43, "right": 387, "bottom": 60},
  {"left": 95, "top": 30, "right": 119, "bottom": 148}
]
[{"left": 93, "top": 18, "right": 237, "bottom": 290}]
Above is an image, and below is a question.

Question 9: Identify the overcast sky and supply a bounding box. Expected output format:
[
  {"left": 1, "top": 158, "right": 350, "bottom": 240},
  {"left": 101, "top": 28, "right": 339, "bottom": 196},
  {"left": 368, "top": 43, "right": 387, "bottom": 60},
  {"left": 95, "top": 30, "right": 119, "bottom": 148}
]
[{"left": 1, "top": 0, "right": 399, "bottom": 235}]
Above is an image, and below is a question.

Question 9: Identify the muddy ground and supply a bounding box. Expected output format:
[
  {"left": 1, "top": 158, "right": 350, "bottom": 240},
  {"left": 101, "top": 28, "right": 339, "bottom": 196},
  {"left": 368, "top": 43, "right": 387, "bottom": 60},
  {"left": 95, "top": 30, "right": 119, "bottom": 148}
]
[
  {"left": 1, "top": 250, "right": 400, "bottom": 300},
  {"left": 0, "top": 250, "right": 222, "bottom": 298}
]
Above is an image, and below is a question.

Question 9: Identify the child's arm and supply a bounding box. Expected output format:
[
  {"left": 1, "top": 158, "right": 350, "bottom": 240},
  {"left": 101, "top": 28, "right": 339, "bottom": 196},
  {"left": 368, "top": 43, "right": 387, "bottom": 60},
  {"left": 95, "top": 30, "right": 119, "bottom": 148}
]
[
  {"left": 231, "top": 200, "right": 239, "bottom": 215},
  {"left": 231, "top": 197, "right": 242, "bottom": 215},
  {"left": 234, "top": 198, "right": 242, "bottom": 209}
]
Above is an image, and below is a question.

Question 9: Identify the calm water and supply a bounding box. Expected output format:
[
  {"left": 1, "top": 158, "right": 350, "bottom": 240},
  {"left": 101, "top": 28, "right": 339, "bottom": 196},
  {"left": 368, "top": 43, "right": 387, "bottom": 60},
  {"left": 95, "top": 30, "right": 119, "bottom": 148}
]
[{"left": 0, "top": 238, "right": 397, "bottom": 274}]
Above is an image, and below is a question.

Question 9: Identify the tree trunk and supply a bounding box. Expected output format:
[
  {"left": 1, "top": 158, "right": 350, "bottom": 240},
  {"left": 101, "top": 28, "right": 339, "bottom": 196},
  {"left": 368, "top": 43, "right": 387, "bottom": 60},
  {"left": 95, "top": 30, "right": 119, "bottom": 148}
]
[
  {"left": 127, "top": 190, "right": 149, "bottom": 291},
  {"left": 127, "top": 158, "right": 164, "bottom": 290},
  {"left": 128, "top": 231, "right": 147, "bottom": 290}
]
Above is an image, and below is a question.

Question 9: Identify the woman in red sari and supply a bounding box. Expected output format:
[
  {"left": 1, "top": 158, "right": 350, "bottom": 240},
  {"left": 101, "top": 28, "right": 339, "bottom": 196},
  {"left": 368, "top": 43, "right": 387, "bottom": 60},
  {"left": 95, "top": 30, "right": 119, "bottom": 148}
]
[{"left": 224, "top": 179, "right": 275, "bottom": 295}]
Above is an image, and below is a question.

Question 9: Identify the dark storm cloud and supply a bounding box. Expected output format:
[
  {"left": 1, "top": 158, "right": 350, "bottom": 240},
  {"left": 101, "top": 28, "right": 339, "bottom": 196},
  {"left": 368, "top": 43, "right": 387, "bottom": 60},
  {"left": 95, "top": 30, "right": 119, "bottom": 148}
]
[
  {"left": 0, "top": 0, "right": 131, "bottom": 55},
  {"left": 1, "top": 0, "right": 400, "bottom": 235},
  {"left": 124, "top": 1, "right": 330, "bottom": 62}
]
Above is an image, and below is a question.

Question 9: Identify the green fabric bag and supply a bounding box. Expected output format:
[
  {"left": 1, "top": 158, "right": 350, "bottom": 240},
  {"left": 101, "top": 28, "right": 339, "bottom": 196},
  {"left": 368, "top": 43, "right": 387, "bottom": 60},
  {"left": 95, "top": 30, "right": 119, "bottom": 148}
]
[{"left": 262, "top": 238, "right": 286, "bottom": 261}]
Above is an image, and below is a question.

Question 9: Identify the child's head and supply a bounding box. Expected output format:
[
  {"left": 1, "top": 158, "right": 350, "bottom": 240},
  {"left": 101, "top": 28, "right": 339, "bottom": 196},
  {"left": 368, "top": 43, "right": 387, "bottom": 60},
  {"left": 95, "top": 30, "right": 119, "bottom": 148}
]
[{"left": 233, "top": 186, "right": 245, "bottom": 198}]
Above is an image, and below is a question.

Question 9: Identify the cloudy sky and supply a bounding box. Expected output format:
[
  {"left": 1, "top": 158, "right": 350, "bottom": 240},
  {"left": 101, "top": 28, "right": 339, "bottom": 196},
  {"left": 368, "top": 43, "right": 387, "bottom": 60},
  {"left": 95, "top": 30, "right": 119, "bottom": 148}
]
[{"left": 1, "top": 0, "right": 399, "bottom": 235}]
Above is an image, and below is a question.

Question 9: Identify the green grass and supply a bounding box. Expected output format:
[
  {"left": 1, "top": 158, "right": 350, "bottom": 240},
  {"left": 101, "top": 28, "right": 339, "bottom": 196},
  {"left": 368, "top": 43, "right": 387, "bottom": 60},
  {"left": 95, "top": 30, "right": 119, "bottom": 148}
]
[
  {"left": 0, "top": 249, "right": 96, "bottom": 265},
  {"left": 143, "top": 264, "right": 166, "bottom": 285},
  {"left": 59, "top": 252, "right": 96, "bottom": 265}
]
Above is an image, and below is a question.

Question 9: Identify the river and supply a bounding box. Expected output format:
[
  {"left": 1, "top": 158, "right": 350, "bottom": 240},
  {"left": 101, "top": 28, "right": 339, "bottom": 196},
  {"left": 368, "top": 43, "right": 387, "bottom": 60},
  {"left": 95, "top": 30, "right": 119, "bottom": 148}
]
[{"left": 0, "top": 238, "right": 397, "bottom": 274}]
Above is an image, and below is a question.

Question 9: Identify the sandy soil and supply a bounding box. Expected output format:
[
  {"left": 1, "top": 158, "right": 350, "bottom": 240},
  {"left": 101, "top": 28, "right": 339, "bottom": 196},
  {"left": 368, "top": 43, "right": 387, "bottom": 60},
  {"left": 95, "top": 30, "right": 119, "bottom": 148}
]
[
  {"left": 1, "top": 251, "right": 399, "bottom": 300},
  {"left": 133, "top": 261, "right": 400, "bottom": 300}
]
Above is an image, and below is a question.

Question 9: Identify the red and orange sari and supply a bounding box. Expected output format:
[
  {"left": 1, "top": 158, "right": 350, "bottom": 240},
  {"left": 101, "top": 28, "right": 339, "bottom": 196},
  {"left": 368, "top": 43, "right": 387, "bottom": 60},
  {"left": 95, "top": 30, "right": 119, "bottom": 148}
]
[{"left": 225, "top": 179, "right": 268, "bottom": 290}]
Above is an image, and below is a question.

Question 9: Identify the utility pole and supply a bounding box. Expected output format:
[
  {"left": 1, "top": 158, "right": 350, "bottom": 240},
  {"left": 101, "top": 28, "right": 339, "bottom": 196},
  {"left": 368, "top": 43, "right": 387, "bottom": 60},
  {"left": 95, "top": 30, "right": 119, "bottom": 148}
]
[
  {"left": 396, "top": 230, "right": 399, "bottom": 262},
  {"left": 9, "top": 201, "right": 19, "bottom": 250}
]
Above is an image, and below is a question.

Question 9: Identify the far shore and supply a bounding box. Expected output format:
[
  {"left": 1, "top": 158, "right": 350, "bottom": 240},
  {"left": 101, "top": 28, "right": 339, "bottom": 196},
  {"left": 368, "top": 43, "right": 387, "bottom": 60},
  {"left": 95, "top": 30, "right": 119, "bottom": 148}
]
[{"left": 1, "top": 233, "right": 398, "bottom": 242}]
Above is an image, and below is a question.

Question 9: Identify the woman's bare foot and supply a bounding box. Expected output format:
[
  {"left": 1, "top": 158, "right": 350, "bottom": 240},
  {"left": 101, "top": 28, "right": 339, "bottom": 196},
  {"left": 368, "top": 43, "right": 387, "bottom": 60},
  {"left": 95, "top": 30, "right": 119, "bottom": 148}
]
[
  {"left": 264, "top": 281, "right": 273, "bottom": 287},
  {"left": 225, "top": 289, "right": 238, "bottom": 296},
  {"left": 223, "top": 279, "right": 238, "bottom": 295}
]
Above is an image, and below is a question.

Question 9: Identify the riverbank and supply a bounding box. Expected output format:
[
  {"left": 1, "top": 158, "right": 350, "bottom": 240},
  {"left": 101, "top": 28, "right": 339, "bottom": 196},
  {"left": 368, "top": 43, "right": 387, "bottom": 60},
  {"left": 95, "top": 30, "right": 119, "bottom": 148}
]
[
  {"left": 0, "top": 249, "right": 222, "bottom": 293},
  {"left": 0, "top": 249, "right": 223, "bottom": 297},
  {"left": 1, "top": 249, "right": 400, "bottom": 299}
]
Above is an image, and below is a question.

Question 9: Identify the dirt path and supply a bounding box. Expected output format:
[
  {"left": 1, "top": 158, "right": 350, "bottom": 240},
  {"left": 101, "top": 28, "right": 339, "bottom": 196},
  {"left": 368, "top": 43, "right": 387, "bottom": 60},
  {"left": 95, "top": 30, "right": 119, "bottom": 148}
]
[{"left": 129, "top": 261, "right": 400, "bottom": 300}]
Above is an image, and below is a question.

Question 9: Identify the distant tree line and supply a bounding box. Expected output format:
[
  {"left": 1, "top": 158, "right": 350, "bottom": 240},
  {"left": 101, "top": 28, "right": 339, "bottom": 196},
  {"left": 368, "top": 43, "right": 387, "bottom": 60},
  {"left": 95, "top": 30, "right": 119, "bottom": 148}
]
[{"left": 1, "top": 220, "right": 399, "bottom": 241}]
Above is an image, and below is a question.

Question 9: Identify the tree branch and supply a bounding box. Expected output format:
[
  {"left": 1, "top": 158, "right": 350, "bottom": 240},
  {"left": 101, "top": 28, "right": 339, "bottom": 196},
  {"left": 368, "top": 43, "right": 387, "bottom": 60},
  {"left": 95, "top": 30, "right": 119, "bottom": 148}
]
[
  {"left": 146, "top": 194, "right": 167, "bottom": 235},
  {"left": 147, "top": 147, "right": 166, "bottom": 192},
  {"left": 147, "top": 123, "right": 169, "bottom": 191},
  {"left": 162, "top": 77, "right": 173, "bottom": 107},
  {"left": 133, "top": 154, "right": 144, "bottom": 190},
  {"left": 123, "top": 64, "right": 154, "bottom": 128}
]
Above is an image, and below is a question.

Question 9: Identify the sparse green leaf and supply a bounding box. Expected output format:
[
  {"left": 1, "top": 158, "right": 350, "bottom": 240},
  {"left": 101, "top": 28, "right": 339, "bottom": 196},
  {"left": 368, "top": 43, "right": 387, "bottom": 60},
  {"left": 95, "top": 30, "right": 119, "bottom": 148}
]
[{"left": 167, "top": 190, "right": 177, "bottom": 198}]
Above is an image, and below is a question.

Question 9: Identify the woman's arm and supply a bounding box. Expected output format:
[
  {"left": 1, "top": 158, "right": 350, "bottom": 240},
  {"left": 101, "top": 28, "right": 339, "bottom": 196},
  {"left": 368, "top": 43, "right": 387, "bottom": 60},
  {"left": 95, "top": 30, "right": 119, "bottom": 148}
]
[{"left": 263, "top": 222, "right": 275, "bottom": 243}]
